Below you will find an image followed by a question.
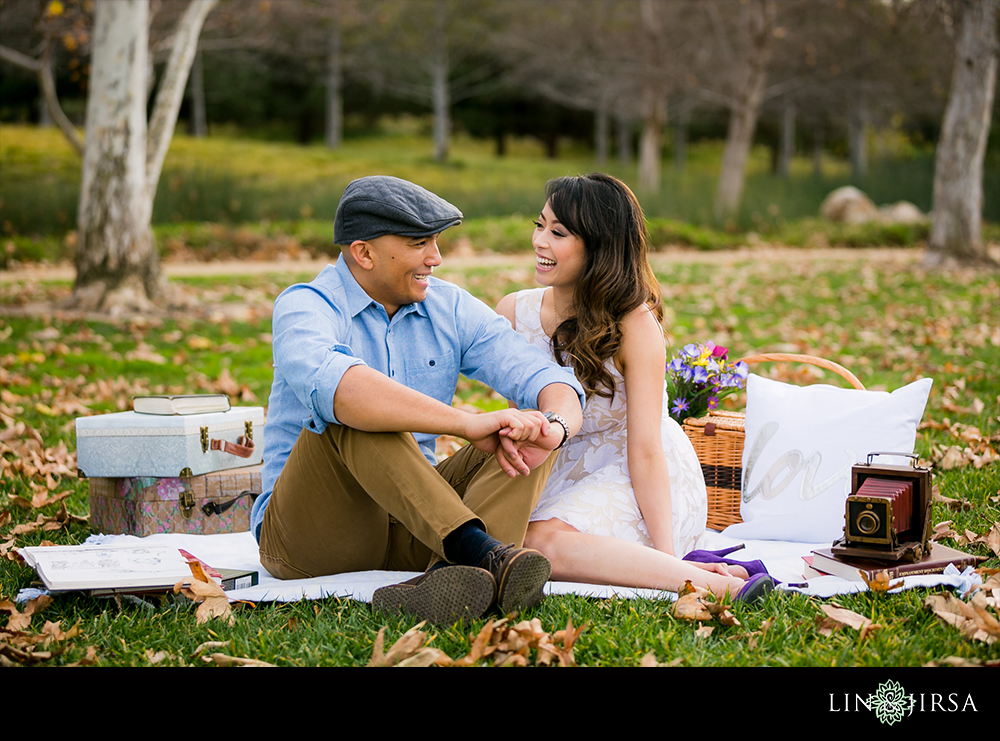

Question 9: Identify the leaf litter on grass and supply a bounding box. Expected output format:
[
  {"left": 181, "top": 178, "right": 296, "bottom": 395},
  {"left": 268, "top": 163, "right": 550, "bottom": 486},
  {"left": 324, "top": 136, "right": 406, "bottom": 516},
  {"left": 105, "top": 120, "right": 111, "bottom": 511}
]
[{"left": 369, "top": 616, "right": 588, "bottom": 667}]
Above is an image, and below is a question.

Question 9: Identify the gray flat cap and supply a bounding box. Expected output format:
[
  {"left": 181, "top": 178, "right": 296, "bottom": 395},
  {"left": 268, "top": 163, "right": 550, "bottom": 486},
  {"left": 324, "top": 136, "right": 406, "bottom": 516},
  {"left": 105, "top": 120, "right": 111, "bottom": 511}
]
[{"left": 333, "top": 176, "right": 463, "bottom": 244}]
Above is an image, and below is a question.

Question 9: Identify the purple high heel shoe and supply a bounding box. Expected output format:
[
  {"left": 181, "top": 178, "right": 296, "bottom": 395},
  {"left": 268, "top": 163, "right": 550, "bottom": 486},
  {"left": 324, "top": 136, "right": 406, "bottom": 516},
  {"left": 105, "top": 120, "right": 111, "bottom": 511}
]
[
  {"left": 735, "top": 573, "right": 775, "bottom": 604},
  {"left": 682, "top": 543, "right": 773, "bottom": 581}
]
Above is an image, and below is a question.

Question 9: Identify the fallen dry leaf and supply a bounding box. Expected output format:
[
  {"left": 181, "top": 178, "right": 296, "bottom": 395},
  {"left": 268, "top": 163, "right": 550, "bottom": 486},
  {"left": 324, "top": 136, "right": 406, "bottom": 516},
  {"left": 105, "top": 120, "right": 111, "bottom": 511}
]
[
  {"left": 924, "top": 592, "right": 998, "bottom": 645},
  {"left": 923, "top": 656, "right": 1000, "bottom": 667},
  {"left": 862, "top": 571, "right": 903, "bottom": 594},
  {"left": 204, "top": 653, "right": 276, "bottom": 667},
  {"left": 173, "top": 563, "right": 234, "bottom": 626},
  {"left": 1, "top": 594, "right": 51, "bottom": 632},
  {"left": 65, "top": 645, "right": 98, "bottom": 666},
  {"left": 191, "top": 640, "right": 229, "bottom": 658},
  {"left": 931, "top": 520, "right": 960, "bottom": 542},
  {"left": 816, "top": 604, "right": 880, "bottom": 639}
]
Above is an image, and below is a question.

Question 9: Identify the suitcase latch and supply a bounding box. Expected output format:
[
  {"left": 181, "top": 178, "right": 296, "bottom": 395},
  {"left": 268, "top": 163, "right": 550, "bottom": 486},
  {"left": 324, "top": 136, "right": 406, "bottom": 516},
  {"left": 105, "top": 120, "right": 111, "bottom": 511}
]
[
  {"left": 200, "top": 426, "right": 209, "bottom": 453},
  {"left": 179, "top": 486, "right": 195, "bottom": 519}
]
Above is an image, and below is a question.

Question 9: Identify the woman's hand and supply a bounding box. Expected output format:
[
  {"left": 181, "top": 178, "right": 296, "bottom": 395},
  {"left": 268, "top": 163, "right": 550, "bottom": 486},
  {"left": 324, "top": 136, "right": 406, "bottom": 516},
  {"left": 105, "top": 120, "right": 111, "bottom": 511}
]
[
  {"left": 688, "top": 561, "right": 750, "bottom": 580},
  {"left": 464, "top": 408, "right": 550, "bottom": 477}
]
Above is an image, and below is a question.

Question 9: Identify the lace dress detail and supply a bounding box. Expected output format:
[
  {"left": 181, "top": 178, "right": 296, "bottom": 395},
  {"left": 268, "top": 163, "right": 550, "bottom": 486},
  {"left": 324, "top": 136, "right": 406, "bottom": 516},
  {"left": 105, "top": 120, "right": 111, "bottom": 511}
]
[{"left": 514, "top": 287, "right": 707, "bottom": 555}]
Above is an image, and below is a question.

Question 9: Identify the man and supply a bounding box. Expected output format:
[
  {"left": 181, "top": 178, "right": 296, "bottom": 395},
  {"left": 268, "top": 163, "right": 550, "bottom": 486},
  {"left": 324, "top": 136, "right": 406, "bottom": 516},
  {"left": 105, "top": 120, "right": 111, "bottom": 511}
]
[{"left": 251, "top": 176, "right": 585, "bottom": 625}]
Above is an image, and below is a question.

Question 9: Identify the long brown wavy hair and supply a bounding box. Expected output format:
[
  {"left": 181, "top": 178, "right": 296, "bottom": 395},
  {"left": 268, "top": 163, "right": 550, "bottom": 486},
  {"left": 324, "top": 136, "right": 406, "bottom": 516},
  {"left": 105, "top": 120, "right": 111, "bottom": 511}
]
[{"left": 546, "top": 173, "right": 664, "bottom": 400}]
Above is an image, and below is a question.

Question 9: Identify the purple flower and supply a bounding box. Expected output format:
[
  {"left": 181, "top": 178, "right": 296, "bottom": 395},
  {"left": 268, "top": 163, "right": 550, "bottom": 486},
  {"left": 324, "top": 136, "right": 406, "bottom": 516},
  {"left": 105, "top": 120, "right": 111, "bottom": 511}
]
[
  {"left": 707, "top": 394, "right": 719, "bottom": 410},
  {"left": 691, "top": 366, "right": 709, "bottom": 384},
  {"left": 733, "top": 361, "right": 750, "bottom": 380},
  {"left": 671, "top": 398, "right": 690, "bottom": 416}
]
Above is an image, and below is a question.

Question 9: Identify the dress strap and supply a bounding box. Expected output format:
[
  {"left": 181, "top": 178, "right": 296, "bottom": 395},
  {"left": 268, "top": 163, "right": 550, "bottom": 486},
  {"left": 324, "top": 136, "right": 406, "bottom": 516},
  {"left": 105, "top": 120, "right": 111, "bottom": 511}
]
[{"left": 513, "top": 288, "right": 549, "bottom": 349}]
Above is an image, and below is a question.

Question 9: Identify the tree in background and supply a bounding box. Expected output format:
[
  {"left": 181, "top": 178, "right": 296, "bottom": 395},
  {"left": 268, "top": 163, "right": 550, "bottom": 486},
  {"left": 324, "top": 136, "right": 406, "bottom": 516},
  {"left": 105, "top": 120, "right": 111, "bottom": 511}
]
[
  {"left": 694, "top": 0, "right": 782, "bottom": 222},
  {"left": 358, "top": 0, "right": 509, "bottom": 162},
  {"left": 74, "top": 0, "right": 217, "bottom": 313},
  {"left": 927, "top": 0, "right": 998, "bottom": 266}
]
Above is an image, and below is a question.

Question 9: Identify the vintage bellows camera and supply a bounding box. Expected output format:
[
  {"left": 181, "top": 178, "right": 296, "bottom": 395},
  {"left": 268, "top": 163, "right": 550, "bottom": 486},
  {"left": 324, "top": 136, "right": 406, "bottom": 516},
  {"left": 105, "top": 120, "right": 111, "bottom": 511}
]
[{"left": 831, "top": 452, "right": 933, "bottom": 563}]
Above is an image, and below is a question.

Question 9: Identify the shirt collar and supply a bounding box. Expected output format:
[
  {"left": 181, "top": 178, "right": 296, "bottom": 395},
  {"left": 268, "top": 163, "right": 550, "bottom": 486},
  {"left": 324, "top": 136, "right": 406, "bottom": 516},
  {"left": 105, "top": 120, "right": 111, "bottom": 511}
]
[{"left": 332, "top": 254, "right": 430, "bottom": 320}]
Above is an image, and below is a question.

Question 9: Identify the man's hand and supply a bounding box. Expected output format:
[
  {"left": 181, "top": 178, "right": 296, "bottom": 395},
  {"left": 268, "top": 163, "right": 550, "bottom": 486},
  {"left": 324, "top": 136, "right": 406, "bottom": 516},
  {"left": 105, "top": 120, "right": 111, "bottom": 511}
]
[
  {"left": 462, "top": 408, "right": 551, "bottom": 477},
  {"left": 497, "top": 416, "right": 564, "bottom": 474}
]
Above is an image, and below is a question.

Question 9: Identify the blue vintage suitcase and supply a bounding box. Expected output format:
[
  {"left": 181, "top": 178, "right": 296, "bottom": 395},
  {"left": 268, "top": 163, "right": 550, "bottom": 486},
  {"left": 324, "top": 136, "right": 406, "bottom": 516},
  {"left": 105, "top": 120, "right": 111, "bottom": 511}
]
[{"left": 75, "top": 407, "right": 264, "bottom": 478}]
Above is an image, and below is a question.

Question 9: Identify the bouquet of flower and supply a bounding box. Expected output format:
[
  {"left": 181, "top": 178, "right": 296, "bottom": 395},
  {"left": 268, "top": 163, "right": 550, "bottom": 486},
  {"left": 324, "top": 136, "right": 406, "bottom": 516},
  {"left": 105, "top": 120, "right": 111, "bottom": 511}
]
[{"left": 666, "top": 341, "right": 750, "bottom": 423}]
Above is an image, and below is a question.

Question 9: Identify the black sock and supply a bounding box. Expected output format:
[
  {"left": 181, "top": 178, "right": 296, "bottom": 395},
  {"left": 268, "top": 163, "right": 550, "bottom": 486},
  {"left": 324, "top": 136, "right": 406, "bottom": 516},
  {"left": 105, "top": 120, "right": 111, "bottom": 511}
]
[{"left": 442, "top": 521, "right": 502, "bottom": 567}]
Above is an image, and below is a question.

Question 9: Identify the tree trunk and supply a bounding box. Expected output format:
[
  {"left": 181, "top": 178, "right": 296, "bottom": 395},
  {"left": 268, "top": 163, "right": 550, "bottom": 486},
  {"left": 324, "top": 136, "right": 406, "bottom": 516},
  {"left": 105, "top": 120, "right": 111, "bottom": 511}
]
[
  {"left": 73, "top": 0, "right": 158, "bottom": 314},
  {"left": 927, "top": 0, "right": 999, "bottom": 266},
  {"left": 188, "top": 49, "right": 207, "bottom": 138},
  {"left": 146, "top": 0, "right": 217, "bottom": 197},
  {"left": 813, "top": 120, "right": 824, "bottom": 177},
  {"left": 325, "top": 1, "right": 343, "bottom": 150},
  {"left": 431, "top": 0, "right": 450, "bottom": 162},
  {"left": 674, "top": 105, "right": 689, "bottom": 172},
  {"left": 39, "top": 51, "right": 54, "bottom": 127},
  {"left": 616, "top": 112, "right": 631, "bottom": 164},
  {"left": 778, "top": 97, "right": 795, "bottom": 179},
  {"left": 638, "top": 85, "right": 665, "bottom": 192},
  {"left": 848, "top": 98, "right": 869, "bottom": 180},
  {"left": 72, "top": 0, "right": 217, "bottom": 314},
  {"left": 713, "top": 64, "right": 767, "bottom": 222},
  {"left": 595, "top": 94, "right": 610, "bottom": 165}
]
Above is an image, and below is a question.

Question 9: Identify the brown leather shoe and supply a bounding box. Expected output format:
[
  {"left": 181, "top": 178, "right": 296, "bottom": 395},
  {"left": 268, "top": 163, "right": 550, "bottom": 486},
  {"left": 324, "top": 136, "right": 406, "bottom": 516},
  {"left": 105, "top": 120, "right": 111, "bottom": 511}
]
[
  {"left": 371, "top": 565, "right": 496, "bottom": 626},
  {"left": 479, "top": 544, "right": 551, "bottom": 615}
]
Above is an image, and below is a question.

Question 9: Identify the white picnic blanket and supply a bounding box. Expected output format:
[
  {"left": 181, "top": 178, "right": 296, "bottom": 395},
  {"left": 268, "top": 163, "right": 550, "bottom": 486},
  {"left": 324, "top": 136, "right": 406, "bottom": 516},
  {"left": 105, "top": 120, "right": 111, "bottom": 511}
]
[{"left": 18, "top": 529, "right": 981, "bottom": 604}]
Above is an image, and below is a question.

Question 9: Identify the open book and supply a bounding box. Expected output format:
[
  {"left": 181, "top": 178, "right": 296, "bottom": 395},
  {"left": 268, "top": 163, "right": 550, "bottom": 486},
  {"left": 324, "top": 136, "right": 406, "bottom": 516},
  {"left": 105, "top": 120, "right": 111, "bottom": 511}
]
[{"left": 19, "top": 543, "right": 256, "bottom": 593}]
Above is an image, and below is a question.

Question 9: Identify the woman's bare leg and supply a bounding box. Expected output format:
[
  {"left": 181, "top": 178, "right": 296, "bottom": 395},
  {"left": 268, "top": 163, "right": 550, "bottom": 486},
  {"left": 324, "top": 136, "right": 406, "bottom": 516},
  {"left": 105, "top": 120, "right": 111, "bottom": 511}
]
[{"left": 525, "top": 518, "right": 746, "bottom": 597}]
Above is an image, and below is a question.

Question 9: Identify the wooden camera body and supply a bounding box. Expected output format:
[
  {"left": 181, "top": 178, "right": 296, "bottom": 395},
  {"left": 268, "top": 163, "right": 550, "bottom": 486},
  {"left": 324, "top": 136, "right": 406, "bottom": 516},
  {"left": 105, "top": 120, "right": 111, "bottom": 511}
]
[{"left": 831, "top": 452, "right": 933, "bottom": 563}]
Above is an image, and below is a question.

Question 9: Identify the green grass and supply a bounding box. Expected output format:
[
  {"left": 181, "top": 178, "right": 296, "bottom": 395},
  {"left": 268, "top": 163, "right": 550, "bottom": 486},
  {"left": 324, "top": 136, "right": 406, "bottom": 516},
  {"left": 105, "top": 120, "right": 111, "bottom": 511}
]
[{"left": 2, "top": 253, "right": 997, "bottom": 667}]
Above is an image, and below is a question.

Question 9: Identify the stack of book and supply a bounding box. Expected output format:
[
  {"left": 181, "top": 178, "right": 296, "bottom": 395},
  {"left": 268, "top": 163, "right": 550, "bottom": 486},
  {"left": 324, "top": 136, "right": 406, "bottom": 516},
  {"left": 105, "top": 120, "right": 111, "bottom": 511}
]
[{"left": 803, "top": 542, "right": 984, "bottom": 582}]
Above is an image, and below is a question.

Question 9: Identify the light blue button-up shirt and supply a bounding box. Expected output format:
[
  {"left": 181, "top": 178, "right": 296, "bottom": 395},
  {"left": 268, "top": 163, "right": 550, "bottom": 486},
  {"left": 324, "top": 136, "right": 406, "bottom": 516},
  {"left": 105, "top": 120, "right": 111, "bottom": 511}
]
[{"left": 250, "top": 257, "right": 584, "bottom": 539}]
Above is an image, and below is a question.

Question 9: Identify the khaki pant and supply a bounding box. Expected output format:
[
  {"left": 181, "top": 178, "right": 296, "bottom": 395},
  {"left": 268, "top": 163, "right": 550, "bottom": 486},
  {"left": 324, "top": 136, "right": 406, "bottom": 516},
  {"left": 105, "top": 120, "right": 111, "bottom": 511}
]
[{"left": 258, "top": 424, "right": 555, "bottom": 580}]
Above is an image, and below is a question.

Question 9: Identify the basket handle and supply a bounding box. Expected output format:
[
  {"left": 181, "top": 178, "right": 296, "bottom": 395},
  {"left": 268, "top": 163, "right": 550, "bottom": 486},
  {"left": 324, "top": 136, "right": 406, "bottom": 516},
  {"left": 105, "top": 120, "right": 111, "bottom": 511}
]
[{"left": 737, "top": 353, "right": 865, "bottom": 390}]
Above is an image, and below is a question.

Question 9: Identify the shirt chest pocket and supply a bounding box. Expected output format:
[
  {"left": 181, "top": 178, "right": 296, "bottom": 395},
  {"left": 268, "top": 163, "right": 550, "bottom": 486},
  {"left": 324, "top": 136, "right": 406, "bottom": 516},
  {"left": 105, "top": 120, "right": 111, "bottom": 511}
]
[{"left": 402, "top": 350, "right": 458, "bottom": 402}]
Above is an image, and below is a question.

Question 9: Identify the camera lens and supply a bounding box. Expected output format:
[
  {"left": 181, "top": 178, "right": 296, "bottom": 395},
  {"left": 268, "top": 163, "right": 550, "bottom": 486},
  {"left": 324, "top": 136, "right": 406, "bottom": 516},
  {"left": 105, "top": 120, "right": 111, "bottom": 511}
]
[{"left": 857, "top": 510, "right": 880, "bottom": 535}]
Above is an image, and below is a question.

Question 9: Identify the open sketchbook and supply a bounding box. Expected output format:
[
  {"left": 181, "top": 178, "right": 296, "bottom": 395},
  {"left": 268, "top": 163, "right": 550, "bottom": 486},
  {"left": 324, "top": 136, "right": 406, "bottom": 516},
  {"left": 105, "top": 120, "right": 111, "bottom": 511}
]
[
  {"left": 19, "top": 543, "right": 258, "bottom": 594},
  {"left": 20, "top": 543, "right": 194, "bottom": 593}
]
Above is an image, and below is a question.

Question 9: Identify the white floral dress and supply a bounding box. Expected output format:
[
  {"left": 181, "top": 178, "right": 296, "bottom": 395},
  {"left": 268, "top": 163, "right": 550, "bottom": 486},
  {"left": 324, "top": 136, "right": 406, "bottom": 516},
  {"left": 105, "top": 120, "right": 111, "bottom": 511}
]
[{"left": 514, "top": 288, "right": 707, "bottom": 556}]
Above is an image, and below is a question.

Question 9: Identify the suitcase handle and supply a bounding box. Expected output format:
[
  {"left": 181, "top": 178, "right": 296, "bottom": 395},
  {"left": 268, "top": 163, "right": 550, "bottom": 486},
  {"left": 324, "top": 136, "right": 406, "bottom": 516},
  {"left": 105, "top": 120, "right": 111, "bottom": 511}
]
[
  {"left": 209, "top": 436, "right": 255, "bottom": 458},
  {"left": 202, "top": 490, "right": 259, "bottom": 517}
]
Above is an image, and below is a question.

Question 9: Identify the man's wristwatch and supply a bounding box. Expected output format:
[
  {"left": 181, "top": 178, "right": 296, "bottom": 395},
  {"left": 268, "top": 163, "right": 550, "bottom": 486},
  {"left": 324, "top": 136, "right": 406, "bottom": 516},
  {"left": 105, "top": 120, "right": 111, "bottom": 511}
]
[{"left": 543, "top": 412, "right": 570, "bottom": 450}]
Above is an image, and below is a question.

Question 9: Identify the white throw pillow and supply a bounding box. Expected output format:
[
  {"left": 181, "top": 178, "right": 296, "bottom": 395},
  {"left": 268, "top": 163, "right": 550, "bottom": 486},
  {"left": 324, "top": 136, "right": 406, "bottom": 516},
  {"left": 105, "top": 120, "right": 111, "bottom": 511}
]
[{"left": 722, "top": 375, "right": 932, "bottom": 543}]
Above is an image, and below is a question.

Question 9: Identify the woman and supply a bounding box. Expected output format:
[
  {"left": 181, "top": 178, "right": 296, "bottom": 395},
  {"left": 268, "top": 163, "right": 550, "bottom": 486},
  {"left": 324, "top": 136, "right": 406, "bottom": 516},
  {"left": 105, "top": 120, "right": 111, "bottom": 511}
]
[{"left": 496, "top": 173, "right": 771, "bottom": 601}]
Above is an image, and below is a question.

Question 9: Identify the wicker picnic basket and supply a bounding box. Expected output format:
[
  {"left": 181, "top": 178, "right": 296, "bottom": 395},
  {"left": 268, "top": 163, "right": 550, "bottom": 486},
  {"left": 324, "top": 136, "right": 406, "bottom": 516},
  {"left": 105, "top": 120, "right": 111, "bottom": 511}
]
[{"left": 683, "top": 353, "right": 866, "bottom": 531}]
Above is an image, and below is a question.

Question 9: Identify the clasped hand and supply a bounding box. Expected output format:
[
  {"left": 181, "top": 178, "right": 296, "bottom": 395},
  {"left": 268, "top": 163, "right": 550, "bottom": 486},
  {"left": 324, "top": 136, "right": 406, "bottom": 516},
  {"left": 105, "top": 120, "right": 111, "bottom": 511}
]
[{"left": 464, "top": 408, "right": 561, "bottom": 478}]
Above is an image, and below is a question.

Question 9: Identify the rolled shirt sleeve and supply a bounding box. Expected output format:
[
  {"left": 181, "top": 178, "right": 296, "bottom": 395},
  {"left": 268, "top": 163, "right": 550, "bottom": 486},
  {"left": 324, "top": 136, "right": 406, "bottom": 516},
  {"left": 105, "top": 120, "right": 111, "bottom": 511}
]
[
  {"left": 454, "top": 290, "right": 585, "bottom": 412},
  {"left": 270, "top": 285, "right": 366, "bottom": 432}
]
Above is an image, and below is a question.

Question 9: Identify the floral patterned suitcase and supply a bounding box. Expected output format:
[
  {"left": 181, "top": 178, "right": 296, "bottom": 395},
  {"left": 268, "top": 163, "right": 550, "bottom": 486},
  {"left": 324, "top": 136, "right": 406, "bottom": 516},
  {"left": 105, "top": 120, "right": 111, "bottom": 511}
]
[
  {"left": 75, "top": 407, "right": 264, "bottom": 478},
  {"left": 89, "top": 465, "right": 260, "bottom": 536}
]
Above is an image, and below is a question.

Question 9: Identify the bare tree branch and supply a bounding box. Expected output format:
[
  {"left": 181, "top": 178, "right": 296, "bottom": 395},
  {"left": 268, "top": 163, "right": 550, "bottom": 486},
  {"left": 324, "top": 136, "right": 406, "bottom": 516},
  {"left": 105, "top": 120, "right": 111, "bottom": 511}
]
[
  {"left": 146, "top": 0, "right": 218, "bottom": 199},
  {"left": 0, "top": 41, "right": 85, "bottom": 156}
]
